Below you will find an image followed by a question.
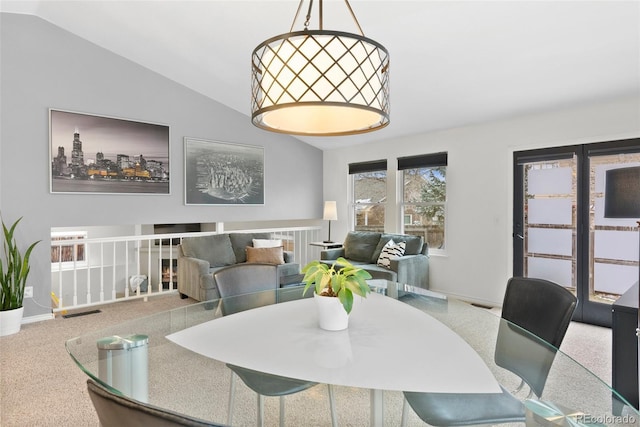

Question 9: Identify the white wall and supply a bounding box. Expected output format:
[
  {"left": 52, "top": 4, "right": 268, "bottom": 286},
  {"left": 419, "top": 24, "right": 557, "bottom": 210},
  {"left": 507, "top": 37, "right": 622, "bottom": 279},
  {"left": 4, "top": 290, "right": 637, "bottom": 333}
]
[
  {"left": 0, "top": 13, "right": 324, "bottom": 318},
  {"left": 324, "top": 96, "right": 640, "bottom": 306}
]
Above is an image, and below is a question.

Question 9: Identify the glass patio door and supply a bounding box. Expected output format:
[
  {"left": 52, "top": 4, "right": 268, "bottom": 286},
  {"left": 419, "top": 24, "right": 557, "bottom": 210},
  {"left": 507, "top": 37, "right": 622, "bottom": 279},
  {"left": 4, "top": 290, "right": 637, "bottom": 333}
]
[{"left": 514, "top": 139, "right": 640, "bottom": 326}]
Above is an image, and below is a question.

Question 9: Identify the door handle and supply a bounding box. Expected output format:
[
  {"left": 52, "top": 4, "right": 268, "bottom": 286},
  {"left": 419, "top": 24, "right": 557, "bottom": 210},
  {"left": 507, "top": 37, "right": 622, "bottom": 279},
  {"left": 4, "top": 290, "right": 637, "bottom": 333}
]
[{"left": 515, "top": 233, "right": 524, "bottom": 240}]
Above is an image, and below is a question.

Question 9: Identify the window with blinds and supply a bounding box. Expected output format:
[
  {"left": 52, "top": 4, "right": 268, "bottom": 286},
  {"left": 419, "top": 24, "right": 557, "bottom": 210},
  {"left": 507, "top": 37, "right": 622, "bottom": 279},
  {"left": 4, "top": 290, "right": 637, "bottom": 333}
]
[
  {"left": 349, "top": 160, "right": 387, "bottom": 233},
  {"left": 398, "top": 153, "right": 447, "bottom": 252}
]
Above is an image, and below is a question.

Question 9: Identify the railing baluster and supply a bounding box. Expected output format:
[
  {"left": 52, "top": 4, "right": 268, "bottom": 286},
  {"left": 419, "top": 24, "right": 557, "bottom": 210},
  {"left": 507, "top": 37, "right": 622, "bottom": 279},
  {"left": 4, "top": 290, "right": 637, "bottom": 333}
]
[
  {"left": 157, "top": 239, "right": 162, "bottom": 292},
  {"left": 100, "top": 242, "right": 104, "bottom": 302},
  {"left": 86, "top": 241, "right": 91, "bottom": 305},
  {"left": 57, "top": 242, "right": 63, "bottom": 310},
  {"left": 112, "top": 243, "right": 116, "bottom": 300},
  {"left": 146, "top": 239, "right": 152, "bottom": 296},
  {"left": 72, "top": 246, "right": 78, "bottom": 306},
  {"left": 168, "top": 243, "right": 174, "bottom": 291},
  {"left": 125, "top": 241, "right": 130, "bottom": 298}
]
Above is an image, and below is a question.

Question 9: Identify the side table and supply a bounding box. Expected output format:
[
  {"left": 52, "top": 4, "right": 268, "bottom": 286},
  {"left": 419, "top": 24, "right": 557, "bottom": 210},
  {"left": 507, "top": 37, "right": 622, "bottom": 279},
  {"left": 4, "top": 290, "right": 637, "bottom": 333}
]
[{"left": 310, "top": 241, "right": 343, "bottom": 250}]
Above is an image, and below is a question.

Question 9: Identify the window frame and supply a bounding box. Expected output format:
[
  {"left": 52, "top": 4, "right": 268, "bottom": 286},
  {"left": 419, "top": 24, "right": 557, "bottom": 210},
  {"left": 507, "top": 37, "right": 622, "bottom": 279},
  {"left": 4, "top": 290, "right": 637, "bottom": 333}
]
[
  {"left": 51, "top": 230, "right": 88, "bottom": 271},
  {"left": 398, "top": 153, "right": 448, "bottom": 255},
  {"left": 349, "top": 160, "right": 388, "bottom": 233}
]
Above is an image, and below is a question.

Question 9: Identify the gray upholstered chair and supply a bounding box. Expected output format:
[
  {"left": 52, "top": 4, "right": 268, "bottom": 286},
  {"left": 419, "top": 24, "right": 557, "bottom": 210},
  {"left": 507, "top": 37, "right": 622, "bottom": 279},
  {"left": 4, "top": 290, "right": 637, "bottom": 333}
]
[
  {"left": 226, "top": 363, "right": 336, "bottom": 427},
  {"left": 496, "top": 276, "right": 578, "bottom": 398},
  {"left": 213, "top": 264, "right": 337, "bottom": 427},
  {"left": 501, "top": 277, "right": 577, "bottom": 349},
  {"left": 401, "top": 276, "right": 578, "bottom": 426},
  {"left": 321, "top": 231, "right": 429, "bottom": 288},
  {"left": 213, "top": 263, "right": 280, "bottom": 315},
  {"left": 86, "top": 379, "right": 223, "bottom": 427},
  {"left": 177, "top": 232, "right": 299, "bottom": 302}
]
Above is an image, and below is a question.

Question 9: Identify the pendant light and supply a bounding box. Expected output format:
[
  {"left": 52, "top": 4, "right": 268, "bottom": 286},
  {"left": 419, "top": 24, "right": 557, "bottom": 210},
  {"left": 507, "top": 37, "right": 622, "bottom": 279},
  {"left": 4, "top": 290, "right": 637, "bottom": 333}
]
[{"left": 251, "top": 0, "right": 390, "bottom": 136}]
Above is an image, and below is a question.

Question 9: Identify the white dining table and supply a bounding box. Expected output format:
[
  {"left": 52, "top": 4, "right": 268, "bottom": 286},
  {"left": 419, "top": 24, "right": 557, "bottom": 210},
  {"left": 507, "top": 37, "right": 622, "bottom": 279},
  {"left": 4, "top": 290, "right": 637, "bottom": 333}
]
[{"left": 167, "top": 291, "right": 501, "bottom": 426}]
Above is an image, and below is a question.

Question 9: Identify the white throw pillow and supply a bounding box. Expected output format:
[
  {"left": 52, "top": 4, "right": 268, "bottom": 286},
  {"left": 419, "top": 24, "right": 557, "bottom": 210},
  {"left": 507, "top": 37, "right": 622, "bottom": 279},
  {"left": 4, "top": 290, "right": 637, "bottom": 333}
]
[
  {"left": 377, "top": 239, "right": 406, "bottom": 269},
  {"left": 252, "top": 238, "right": 283, "bottom": 248}
]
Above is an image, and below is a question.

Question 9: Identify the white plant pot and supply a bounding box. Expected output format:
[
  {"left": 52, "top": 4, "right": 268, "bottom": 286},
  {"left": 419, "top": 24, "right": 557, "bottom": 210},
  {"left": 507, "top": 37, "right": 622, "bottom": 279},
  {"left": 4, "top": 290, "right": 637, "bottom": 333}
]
[
  {"left": 314, "top": 293, "right": 349, "bottom": 331},
  {"left": 0, "top": 306, "right": 24, "bottom": 336}
]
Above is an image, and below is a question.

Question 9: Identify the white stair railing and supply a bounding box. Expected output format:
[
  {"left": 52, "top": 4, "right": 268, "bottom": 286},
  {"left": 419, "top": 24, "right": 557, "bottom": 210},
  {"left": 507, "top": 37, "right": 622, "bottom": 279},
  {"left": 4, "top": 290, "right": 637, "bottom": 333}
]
[{"left": 50, "top": 226, "right": 323, "bottom": 313}]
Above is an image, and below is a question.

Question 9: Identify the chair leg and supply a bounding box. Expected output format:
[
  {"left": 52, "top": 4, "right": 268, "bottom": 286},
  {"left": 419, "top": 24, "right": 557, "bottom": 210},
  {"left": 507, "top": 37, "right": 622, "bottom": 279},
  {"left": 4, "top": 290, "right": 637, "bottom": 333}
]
[
  {"left": 400, "top": 397, "right": 409, "bottom": 427},
  {"left": 513, "top": 379, "right": 525, "bottom": 394},
  {"left": 227, "top": 372, "right": 237, "bottom": 426},
  {"left": 328, "top": 384, "right": 338, "bottom": 427},
  {"left": 257, "top": 394, "right": 264, "bottom": 427}
]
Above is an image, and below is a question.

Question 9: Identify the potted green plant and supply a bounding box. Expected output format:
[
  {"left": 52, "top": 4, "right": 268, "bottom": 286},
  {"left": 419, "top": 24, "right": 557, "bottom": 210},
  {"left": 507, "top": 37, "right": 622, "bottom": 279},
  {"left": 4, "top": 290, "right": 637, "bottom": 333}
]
[
  {"left": 0, "top": 215, "right": 40, "bottom": 336},
  {"left": 302, "top": 257, "right": 372, "bottom": 331}
]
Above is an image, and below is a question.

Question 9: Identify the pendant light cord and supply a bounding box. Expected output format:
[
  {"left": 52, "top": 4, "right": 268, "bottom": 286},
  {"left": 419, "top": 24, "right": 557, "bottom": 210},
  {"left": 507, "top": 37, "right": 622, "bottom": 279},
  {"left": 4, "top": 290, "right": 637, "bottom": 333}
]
[
  {"left": 306, "top": 0, "right": 315, "bottom": 30},
  {"left": 289, "top": 0, "right": 364, "bottom": 36},
  {"left": 289, "top": 0, "right": 305, "bottom": 32},
  {"left": 343, "top": 0, "right": 364, "bottom": 36}
]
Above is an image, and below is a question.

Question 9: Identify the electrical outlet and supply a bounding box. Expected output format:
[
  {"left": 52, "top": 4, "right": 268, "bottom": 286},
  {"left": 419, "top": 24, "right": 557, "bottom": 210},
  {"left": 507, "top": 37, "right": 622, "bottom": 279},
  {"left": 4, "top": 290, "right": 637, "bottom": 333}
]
[{"left": 24, "top": 286, "right": 33, "bottom": 298}]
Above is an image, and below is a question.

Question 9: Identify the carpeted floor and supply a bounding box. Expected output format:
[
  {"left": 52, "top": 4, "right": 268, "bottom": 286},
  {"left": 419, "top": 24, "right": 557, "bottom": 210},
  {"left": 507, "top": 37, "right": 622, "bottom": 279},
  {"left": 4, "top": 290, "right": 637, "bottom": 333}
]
[
  {"left": 0, "top": 294, "right": 193, "bottom": 426},
  {"left": 0, "top": 293, "right": 620, "bottom": 426}
]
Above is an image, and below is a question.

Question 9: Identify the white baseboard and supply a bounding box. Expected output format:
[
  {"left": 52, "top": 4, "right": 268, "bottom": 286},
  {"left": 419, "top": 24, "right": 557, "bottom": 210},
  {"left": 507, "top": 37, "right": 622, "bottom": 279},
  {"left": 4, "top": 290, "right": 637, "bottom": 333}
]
[
  {"left": 22, "top": 313, "right": 55, "bottom": 324},
  {"left": 429, "top": 288, "right": 501, "bottom": 309}
]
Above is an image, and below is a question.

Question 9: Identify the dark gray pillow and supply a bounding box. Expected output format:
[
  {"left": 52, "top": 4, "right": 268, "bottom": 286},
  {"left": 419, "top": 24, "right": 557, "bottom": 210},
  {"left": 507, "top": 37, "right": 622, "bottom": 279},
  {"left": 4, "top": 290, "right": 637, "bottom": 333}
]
[
  {"left": 371, "top": 233, "right": 424, "bottom": 262},
  {"left": 344, "top": 232, "right": 381, "bottom": 263},
  {"left": 229, "top": 233, "right": 271, "bottom": 263},
  {"left": 181, "top": 234, "right": 236, "bottom": 267}
]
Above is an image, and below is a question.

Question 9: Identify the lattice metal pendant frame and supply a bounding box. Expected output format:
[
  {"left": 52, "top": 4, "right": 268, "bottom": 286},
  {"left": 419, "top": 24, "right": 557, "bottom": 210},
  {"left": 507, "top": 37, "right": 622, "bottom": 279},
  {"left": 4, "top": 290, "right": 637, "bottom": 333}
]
[{"left": 251, "top": 3, "right": 390, "bottom": 136}]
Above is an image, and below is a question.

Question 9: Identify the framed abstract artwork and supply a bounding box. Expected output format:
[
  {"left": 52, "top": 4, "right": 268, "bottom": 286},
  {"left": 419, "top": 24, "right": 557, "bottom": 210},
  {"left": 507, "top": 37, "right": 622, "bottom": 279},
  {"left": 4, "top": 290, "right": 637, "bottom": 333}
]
[
  {"left": 184, "top": 137, "right": 265, "bottom": 205},
  {"left": 50, "top": 109, "right": 170, "bottom": 194}
]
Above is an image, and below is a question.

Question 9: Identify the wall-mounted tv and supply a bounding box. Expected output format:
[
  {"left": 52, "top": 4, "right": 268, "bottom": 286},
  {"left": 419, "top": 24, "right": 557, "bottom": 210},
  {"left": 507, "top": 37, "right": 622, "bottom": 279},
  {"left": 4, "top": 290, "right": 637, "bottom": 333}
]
[{"left": 154, "top": 223, "right": 201, "bottom": 245}]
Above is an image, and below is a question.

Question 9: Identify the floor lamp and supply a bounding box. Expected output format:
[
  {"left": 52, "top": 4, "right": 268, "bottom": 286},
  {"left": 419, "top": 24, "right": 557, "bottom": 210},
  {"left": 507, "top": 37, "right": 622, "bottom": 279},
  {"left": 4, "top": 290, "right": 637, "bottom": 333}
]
[
  {"left": 323, "top": 201, "right": 338, "bottom": 243},
  {"left": 604, "top": 166, "right": 640, "bottom": 403}
]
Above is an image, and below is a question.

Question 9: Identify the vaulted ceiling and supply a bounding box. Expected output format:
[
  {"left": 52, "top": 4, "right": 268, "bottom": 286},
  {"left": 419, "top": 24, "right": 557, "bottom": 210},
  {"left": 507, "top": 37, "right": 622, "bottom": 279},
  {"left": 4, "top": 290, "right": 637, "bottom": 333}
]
[{"left": 2, "top": 0, "right": 638, "bottom": 150}]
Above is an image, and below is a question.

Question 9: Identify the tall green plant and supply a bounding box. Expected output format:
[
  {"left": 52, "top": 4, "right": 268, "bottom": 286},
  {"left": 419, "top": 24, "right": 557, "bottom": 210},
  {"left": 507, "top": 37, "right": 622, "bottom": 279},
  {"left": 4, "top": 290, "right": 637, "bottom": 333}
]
[
  {"left": 0, "top": 216, "right": 40, "bottom": 311},
  {"left": 302, "top": 257, "right": 372, "bottom": 314}
]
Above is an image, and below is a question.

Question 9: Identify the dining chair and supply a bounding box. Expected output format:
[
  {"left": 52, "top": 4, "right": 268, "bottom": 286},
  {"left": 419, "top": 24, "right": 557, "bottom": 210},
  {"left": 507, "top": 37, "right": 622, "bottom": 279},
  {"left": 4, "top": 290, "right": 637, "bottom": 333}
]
[
  {"left": 226, "top": 363, "right": 337, "bottom": 427},
  {"left": 496, "top": 276, "right": 578, "bottom": 397},
  {"left": 86, "top": 378, "right": 223, "bottom": 427},
  {"left": 213, "top": 264, "right": 338, "bottom": 427},
  {"left": 214, "top": 263, "right": 280, "bottom": 315},
  {"left": 401, "top": 276, "right": 578, "bottom": 426}
]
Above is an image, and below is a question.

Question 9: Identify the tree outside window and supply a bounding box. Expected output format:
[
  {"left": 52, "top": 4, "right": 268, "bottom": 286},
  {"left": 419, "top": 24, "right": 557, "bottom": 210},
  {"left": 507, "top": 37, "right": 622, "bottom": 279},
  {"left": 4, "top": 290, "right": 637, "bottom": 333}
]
[
  {"left": 352, "top": 171, "right": 386, "bottom": 232},
  {"left": 402, "top": 166, "right": 446, "bottom": 250}
]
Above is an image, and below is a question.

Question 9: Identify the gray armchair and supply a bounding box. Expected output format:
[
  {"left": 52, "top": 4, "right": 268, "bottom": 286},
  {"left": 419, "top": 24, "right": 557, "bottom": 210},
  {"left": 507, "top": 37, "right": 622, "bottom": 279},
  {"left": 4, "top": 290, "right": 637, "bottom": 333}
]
[
  {"left": 177, "top": 232, "right": 299, "bottom": 302},
  {"left": 321, "top": 231, "right": 429, "bottom": 288}
]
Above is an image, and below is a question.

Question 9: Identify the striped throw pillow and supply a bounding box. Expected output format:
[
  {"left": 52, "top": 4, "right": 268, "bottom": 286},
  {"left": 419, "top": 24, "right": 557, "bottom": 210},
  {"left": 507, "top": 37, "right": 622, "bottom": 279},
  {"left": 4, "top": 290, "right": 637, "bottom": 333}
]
[{"left": 377, "top": 239, "right": 406, "bottom": 269}]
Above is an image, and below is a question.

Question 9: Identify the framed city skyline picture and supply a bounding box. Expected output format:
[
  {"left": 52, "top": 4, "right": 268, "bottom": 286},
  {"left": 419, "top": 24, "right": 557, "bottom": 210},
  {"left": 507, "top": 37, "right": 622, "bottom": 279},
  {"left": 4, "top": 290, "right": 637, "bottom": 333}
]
[
  {"left": 184, "top": 137, "right": 265, "bottom": 205},
  {"left": 50, "top": 109, "right": 170, "bottom": 194}
]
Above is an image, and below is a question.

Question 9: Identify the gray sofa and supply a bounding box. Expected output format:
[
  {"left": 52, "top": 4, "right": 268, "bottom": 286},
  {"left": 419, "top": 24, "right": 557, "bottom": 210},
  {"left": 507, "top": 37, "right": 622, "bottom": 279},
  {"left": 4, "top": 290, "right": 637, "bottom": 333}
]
[
  {"left": 177, "top": 232, "right": 299, "bottom": 302},
  {"left": 321, "top": 231, "right": 429, "bottom": 289}
]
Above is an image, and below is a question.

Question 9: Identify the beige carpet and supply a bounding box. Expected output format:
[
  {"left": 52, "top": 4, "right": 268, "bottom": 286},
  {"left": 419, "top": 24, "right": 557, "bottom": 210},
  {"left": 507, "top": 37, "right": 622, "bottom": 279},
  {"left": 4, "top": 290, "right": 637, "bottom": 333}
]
[{"left": 0, "top": 293, "right": 622, "bottom": 426}]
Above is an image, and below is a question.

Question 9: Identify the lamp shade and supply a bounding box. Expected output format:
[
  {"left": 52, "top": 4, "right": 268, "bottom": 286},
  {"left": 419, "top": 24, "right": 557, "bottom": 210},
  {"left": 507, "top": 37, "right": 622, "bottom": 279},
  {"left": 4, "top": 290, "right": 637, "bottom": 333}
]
[
  {"left": 604, "top": 166, "right": 640, "bottom": 218},
  {"left": 323, "top": 201, "right": 338, "bottom": 221},
  {"left": 251, "top": 26, "right": 389, "bottom": 136}
]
